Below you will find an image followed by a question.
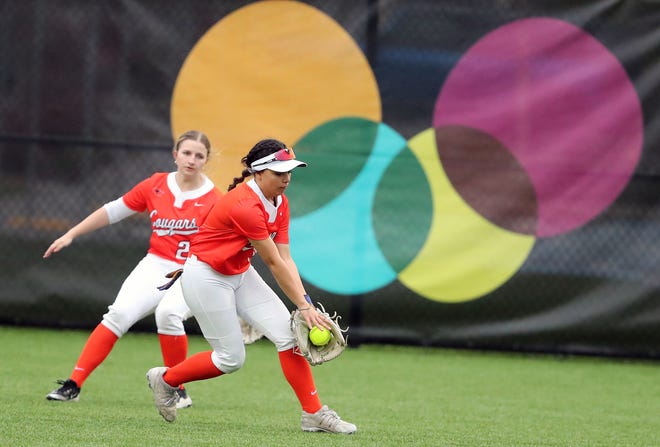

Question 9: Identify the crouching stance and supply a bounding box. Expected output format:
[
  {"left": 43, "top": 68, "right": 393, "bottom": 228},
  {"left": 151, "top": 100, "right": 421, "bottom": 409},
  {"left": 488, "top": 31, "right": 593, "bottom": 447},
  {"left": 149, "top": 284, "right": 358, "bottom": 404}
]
[{"left": 146, "top": 138, "right": 356, "bottom": 434}]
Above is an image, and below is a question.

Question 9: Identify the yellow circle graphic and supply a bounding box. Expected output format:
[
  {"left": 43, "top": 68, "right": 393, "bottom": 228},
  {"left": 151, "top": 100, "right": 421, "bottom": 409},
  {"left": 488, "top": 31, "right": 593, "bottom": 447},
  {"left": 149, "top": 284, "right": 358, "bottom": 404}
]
[
  {"left": 171, "top": 0, "right": 381, "bottom": 190},
  {"left": 399, "top": 129, "right": 535, "bottom": 302},
  {"left": 171, "top": 1, "right": 540, "bottom": 303}
]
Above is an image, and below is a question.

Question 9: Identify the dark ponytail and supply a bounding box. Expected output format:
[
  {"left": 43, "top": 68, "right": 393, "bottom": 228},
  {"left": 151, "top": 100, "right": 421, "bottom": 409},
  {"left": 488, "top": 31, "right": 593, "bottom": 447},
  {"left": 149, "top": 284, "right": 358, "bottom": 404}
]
[
  {"left": 228, "top": 167, "right": 252, "bottom": 191},
  {"left": 227, "top": 138, "right": 287, "bottom": 191}
]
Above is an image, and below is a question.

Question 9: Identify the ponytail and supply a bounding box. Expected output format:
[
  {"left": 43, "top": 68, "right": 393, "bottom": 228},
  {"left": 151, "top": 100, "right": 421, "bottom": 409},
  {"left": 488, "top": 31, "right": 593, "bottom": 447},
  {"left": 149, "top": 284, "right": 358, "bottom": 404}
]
[
  {"left": 228, "top": 138, "right": 287, "bottom": 191},
  {"left": 228, "top": 168, "right": 252, "bottom": 191}
]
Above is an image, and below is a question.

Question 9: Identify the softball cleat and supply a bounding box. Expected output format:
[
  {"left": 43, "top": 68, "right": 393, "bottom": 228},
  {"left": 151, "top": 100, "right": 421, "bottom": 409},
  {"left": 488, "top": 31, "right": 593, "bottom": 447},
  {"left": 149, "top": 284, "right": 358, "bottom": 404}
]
[
  {"left": 46, "top": 379, "right": 80, "bottom": 402},
  {"left": 175, "top": 387, "right": 193, "bottom": 409},
  {"left": 146, "top": 367, "right": 178, "bottom": 422},
  {"left": 301, "top": 405, "right": 357, "bottom": 434}
]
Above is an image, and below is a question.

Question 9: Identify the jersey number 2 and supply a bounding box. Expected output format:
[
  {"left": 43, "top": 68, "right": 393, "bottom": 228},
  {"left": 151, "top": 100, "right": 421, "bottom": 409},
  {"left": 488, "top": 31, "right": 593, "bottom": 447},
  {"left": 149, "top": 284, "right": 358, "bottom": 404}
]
[{"left": 175, "top": 241, "right": 190, "bottom": 261}]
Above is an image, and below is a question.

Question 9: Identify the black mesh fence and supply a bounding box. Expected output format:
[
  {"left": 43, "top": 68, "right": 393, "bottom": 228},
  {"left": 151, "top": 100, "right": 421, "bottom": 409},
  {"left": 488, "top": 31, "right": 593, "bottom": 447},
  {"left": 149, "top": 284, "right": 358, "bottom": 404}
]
[{"left": 2, "top": 0, "right": 660, "bottom": 358}]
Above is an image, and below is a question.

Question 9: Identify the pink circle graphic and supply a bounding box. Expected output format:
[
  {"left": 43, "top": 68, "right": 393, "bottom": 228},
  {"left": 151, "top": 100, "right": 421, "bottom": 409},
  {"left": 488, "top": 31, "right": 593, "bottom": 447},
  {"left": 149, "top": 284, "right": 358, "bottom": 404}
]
[{"left": 433, "top": 18, "right": 643, "bottom": 237}]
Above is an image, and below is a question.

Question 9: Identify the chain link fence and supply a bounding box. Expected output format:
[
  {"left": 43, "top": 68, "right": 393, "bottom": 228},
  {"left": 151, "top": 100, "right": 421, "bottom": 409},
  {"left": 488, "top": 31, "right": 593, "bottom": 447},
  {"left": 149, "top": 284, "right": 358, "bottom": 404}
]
[{"left": 2, "top": 0, "right": 660, "bottom": 358}]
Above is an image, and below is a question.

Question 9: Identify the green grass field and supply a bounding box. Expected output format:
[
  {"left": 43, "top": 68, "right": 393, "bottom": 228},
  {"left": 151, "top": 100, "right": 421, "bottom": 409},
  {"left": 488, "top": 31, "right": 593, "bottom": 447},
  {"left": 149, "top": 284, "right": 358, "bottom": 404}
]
[{"left": 1, "top": 326, "right": 658, "bottom": 447}]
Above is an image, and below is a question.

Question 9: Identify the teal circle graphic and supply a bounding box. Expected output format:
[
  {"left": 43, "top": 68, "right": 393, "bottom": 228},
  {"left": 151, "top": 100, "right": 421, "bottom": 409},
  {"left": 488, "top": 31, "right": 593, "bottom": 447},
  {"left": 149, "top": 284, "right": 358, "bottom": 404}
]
[
  {"left": 373, "top": 147, "right": 433, "bottom": 272},
  {"left": 289, "top": 117, "right": 379, "bottom": 217},
  {"left": 289, "top": 118, "right": 412, "bottom": 294}
]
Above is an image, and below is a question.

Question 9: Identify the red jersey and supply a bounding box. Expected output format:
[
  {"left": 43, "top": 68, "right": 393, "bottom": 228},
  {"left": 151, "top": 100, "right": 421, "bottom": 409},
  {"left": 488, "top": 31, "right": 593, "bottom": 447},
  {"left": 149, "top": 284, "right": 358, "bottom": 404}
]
[
  {"left": 122, "top": 172, "right": 222, "bottom": 263},
  {"left": 191, "top": 180, "right": 290, "bottom": 275}
]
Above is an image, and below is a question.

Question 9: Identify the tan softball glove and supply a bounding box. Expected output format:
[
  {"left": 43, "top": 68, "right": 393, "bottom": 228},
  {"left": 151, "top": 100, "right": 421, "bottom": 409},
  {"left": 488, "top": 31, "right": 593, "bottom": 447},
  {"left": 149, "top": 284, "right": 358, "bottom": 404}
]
[{"left": 290, "top": 303, "right": 347, "bottom": 366}]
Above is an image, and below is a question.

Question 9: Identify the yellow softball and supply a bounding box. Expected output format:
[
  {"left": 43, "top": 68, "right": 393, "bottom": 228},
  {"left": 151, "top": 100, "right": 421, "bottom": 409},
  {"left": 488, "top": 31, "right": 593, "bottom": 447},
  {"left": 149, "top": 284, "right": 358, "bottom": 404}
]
[{"left": 309, "top": 326, "right": 332, "bottom": 346}]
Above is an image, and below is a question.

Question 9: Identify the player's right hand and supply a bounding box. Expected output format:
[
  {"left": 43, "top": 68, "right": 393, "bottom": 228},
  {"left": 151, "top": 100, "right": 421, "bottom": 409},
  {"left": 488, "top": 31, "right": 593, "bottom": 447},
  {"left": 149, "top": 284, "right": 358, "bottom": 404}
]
[
  {"left": 43, "top": 235, "right": 74, "bottom": 258},
  {"left": 299, "top": 306, "right": 331, "bottom": 331}
]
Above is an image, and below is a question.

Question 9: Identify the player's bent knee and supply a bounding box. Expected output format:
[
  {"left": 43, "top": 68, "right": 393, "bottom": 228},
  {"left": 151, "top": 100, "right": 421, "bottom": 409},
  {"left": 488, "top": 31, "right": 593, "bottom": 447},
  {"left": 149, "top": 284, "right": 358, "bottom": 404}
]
[
  {"left": 211, "top": 349, "right": 245, "bottom": 374},
  {"left": 101, "top": 310, "right": 136, "bottom": 337},
  {"left": 155, "top": 310, "right": 185, "bottom": 334}
]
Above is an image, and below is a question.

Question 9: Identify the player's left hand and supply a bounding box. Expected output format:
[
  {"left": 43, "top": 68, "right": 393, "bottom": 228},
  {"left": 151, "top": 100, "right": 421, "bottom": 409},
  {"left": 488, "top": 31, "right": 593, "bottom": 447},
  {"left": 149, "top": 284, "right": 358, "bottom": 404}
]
[{"left": 290, "top": 303, "right": 347, "bottom": 366}]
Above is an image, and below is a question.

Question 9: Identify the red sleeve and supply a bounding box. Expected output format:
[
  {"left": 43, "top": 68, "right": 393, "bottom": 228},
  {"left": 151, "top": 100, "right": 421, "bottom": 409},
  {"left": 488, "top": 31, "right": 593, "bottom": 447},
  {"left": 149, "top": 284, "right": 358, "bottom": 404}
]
[
  {"left": 121, "top": 175, "right": 155, "bottom": 213},
  {"left": 229, "top": 199, "right": 271, "bottom": 240}
]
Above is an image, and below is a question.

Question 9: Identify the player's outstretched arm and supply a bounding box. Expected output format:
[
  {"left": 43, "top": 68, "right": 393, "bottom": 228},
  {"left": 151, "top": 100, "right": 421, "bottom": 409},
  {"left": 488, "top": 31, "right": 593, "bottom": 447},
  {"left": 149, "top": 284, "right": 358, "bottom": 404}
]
[
  {"left": 250, "top": 237, "right": 330, "bottom": 330},
  {"left": 43, "top": 207, "right": 110, "bottom": 258},
  {"left": 275, "top": 243, "right": 304, "bottom": 289}
]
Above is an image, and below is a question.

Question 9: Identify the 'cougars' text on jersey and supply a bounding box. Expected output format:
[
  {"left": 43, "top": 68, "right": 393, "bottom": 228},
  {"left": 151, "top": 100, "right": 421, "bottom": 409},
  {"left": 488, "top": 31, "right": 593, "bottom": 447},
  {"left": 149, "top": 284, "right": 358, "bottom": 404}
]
[{"left": 122, "top": 172, "right": 221, "bottom": 263}]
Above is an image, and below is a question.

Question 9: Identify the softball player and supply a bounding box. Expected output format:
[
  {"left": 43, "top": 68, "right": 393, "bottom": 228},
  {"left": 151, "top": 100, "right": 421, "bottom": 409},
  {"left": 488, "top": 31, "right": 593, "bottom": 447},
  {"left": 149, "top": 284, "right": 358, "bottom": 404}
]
[
  {"left": 146, "top": 138, "right": 357, "bottom": 434},
  {"left": 45, "top": 130, "right": 221, "bottom": 409}
]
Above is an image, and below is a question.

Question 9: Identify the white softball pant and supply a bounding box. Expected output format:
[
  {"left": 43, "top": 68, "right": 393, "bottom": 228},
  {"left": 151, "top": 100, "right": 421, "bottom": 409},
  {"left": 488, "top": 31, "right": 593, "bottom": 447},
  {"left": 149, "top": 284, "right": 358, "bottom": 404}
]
[
  {"left": 101, "top": 253, "right": 192, "bottom": 337},
  {"left": 180, "top": 254, "right": 296, "bottom": 374}
]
